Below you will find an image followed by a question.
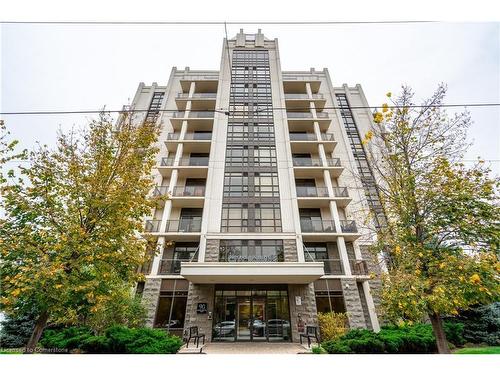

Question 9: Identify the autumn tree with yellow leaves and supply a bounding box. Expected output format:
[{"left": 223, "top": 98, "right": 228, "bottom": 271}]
[
  {"left": 0, "top": 113, "right": 160, "bottom": 350},
  {"left": 365, "top": 84, "right": 500, "bottom": 353}
]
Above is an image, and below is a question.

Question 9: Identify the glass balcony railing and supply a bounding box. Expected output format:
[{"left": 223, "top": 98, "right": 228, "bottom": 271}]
[
  {"left": 292, "top": 158, "right": 323, "bottom": 167},
  {"left": 332, "top": 187, "right": 349, "bottom": 197},
  {"left": 289, "top": 133, "right": 317, "bottom": 141},
  {"left": 165, "top": 218, "right": 202, "bottom": 232},
  {"left": 177, "top": 93, "right": 217, "bottom": 99},
  {"left": 172, "top": 185, "right": 206, "bottom": 197},
  {"left": 326, "top": 158, "right": 341, "bottom": 167},
  {"left": 296, "top": 186, "right": 329, "bottom": 197},
  {"left": 157, "top": 258, "right": 197, "bottom": 275},
  {"left": 167, "top": 133, "right": 212, "bottom": 141},
  {"left": 320, "top": 133, "right": 335, "bottom": 141},
  {"left": 340, "top": 220, "right": 358, "bottom": 233},
  {"left": 172, "top": 111, "right": 215, "bottom": 118},
  {"left": 160, "top": 157, "right": 209, "bottom": 167},
  {"left": 153, "top": 186, "right": 169, "bottom": 197},
  {"left": 285, "top": 93, "right": 324, "bottom": 100},
  {"left": 287, "top": 112, "right": 313, "bottom": 119},
  {"left": 300, "top": 218, "right": 336, "bottom": 232},
  {"left": 350, "top": 260, "right": 369, "bottom": 275},
  {"left": 305, "top": 257, "right": 344, "bottom": 275},
  {"left": 144, "top": 220, "right": 162, "bottom": 232}
]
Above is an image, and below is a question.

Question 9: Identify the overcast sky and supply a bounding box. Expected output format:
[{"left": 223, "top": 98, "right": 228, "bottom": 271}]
[{"left": 1, "top": 21, "right": 499, "bottom": 173}]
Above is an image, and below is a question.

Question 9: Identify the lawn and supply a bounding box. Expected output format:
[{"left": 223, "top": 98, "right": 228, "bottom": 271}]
[{"left": 454, "top": 346, "right": 500, "bottom": 354}]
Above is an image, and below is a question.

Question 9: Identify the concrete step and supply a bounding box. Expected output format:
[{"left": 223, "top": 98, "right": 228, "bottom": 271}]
[{"left": 178, "top": 343, "right": 206, "bottom": 354}]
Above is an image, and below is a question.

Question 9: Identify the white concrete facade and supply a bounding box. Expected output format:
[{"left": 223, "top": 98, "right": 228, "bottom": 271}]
[{"left": 132, "top": 30, "right": 382, "bottom": 341}]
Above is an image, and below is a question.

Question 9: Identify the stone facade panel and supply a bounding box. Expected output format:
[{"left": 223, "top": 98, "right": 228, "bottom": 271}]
[
  {"left": 141, "top": 278, "right": 161, "bottom": 327},
  {"left": 184, "top": 282, "right": 215, "bottom": 341},
  {"left": 341, "top": 278, "right": 367, "bottom": 329},
  {"left": 288, "top": 283, "right": 318, "bottom": 342},
  {"left": 283, "top": 239, "right": 299, "bottom": 262},
  {"left": 204, "top": 239, "right": 220, "bottom": 262}
]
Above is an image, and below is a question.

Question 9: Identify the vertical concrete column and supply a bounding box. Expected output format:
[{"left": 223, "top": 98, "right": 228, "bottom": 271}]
[
  {"left": 362, "top": 280, "right": 381, "bottom": 332},
  {"left": 150, "top": 237, "right": 165, "bottom": 276},
  {"left": 159, "top": 169, "right": 179, "bottom": 233},
  {"left": 330, "top": 199, "right": 352, "bottom": 276}
]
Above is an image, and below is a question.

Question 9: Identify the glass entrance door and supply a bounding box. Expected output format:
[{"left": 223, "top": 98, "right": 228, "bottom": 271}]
[
  {"left": 213, "top": 286, "right": 291, "bottom": 342},
  {"left": 237, "top": 298, "right": 251, "bottom": 340}
]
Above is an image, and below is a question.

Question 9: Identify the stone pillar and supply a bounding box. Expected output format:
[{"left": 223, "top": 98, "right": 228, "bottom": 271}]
[
  {"left": 341, "top": 278, "right": 367, "bottom": 329},
  {"left": 283, "top": 239, "right": 298, "bottom": 262},
  {"left": 288, "top": 283, "right": 318, "bottom": 342},
  {"left": 204, "top": 239, "right": 220, "bottom": 262},
  {"left": 184, "top": 283, "right": 215, "bottom": 341},
  {"left": 142, "top": 278, "right": 162, "bottom": 327}
]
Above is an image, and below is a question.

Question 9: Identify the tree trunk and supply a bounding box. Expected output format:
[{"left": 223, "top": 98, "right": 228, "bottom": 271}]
[
  {"left": 429, "top": 311, "right": 450, "bottom": 354},
  {"left": 24, "top": 310, "right": 49, "bottom": 353}
]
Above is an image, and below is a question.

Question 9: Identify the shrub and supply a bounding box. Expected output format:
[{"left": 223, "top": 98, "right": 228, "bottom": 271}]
[
  {"left": 321, "top": 323, "right": 464, "bottom": 354},
  {"left": 40, "top": 326, "right": 94, "bottom": 350},
  {"left": 317, "top": 312, "right": 348, "bottom": 342},
  {"left": 40, "top": 325, "right": 183, "bottom": 354}
]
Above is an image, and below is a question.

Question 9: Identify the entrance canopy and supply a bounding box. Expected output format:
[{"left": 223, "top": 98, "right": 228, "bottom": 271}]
[{"left": 180, "top": 262, "right": 325, "bottom": 284}]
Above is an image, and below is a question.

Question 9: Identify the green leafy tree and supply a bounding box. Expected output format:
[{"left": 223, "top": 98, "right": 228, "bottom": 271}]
[
  {"left": 365, "top": 85, "right": 500, "bottom": 353},
  {"left": 0, "top": 113, "right": 160, "bottom": 350}
]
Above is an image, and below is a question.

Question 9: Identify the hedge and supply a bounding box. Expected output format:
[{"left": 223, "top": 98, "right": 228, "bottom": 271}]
[
  {"left": 41, "top": 325, "right": 183, "bottom": 354},
  {"left": 321, "top": 322, "right": 465, "bottom": 354}
]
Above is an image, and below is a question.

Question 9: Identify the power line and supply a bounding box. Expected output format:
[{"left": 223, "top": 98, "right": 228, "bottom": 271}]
[
  {"left": 1, "top": 20, "right": 436, "bottom": 25},
  {"left": 1, "top": 103, "right": 499, "bottom": 116}
]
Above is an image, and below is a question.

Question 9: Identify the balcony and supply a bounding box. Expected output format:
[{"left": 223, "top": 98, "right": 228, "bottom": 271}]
[
  {"left": 170, "top": 110, "right": 215, "bottom": 130},
  {"left": 177, "top": 93, "right": 217, "bottom": 99},
  {"left": 152, "top": 185, "right": 169, "bottom": 197},
  {"left": 172, "top": 185, "right": 205, "bottom": 197},
  {"left": 305, "top": 258, "right": 344, "bottom": 275},
  {"left": 292, "top": 157, "right": 343, "bottom": 178},
  {"left": 340, "top": 220, "right": 358, "bottom": 233},
  {"left": 289, "top": 133, "right": 337, "bottom": 153},
  {"left": 292, "top": 158, "right": 323, "bottom": 167},
  {"left": 350, "top": 259, "right": 369, "bottom": 276},
  {"left": 332, "top": 187, "right": 349, "bottom": 197},
  {"left": 144, "top": 219, "right": 162, "bottom": 233},
  {"left": 296, "top": 186, "right": 329, "bottom": 197},
  {"left": 166, "top": 218, "right": 202, "bottom": 232},
  {"left": 300, "top": 218, "right": 336, "bottom": 233},
  {"left": 165, "top": 133, "right": 212, "bottom": 152},
  {"left": 173, "top": 111, "right": 214, "bottom": 119},
  {"left": 158, "top": 258, "right": 198, "bottom": 275},
  {"left": 287, "top": 111, "right": 331, "bottom": 131},
  {"left": 285, "top": 93, "right": 324, "bottom": 100},
  {"left": 158, "top": 156, "right": 209, "bottom": 178}
]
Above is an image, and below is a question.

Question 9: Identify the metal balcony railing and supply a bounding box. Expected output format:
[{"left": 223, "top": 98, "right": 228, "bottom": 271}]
[
  {"left": 332, "top": 187, "right": 349, "bottom": 197},
  {"left": 153, "top": 186, "right": 169, "bottom": 197},
  {"left": 144, "top": 220, "right": 162, "bottom": 232},
  {"left": 296, "top": 186, "right": 329, "bottom": 197},
  {"left": 165, "top": 218, "right": 202, "bottom": 232},
  {"left": 300, "top": 218, "right": 336, "bottom": 232},
  {"left": 340, "top": 220, "right": 358, "bottom": 233},
  {"left": 305, "top": 258, "right": 344, "bottom": 275},
  {"left": 160, "top": 157, "right": 209, "bottom": 167},
  {"left": 350, "top": 259, "right": 369, "bottom": 275},
  {"left": 157, "top": 258, "right": 198, "bottom": 274},
  {"left": 172, "top": 111, "right": 215, "bottom": 118},
  {"left": 172, "top": 185, "right": 206, "bottom": 197}
]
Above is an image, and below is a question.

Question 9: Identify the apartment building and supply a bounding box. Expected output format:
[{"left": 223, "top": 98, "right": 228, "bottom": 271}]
[{"left": 133, "top": 29, "right": 383, "bottom": 343}]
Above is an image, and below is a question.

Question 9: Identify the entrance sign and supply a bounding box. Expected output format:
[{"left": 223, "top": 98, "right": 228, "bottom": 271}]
[
  {"left": 295, "top": 296, "right": 302, "bottom": 306},
  {"left": 197, "top": 303, "right": 208, "bottom": 314}
]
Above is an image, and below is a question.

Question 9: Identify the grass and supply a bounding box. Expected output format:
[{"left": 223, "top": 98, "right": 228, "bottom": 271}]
[{"left": 454, "top": 346, "right": 500, "bottom": 354}]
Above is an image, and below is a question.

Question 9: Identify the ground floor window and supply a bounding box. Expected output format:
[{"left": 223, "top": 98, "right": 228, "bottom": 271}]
[
  {"left": 213, "top": 285, "right": 291, "bottom": 342},
  {"left": 154, "top": 279, "right": 189, "bottom": 336},
  {"left": 314, "top": 279, "right": 346, "bottom": 314}
]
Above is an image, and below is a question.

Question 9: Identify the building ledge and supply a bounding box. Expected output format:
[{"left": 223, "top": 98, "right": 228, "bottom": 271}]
[{"left": 180, "top": 262, "right": 325, "bottom": 284}]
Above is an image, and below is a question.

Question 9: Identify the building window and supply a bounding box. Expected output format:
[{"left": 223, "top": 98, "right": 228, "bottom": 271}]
[
  {"left": 314, "top": 279, "right": 347, "bottom": 314},
  {"left": 154, "top": 280, "right": 189, "bottom": 335}
]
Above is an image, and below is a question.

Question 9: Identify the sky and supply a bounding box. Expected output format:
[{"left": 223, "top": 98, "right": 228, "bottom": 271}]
[{"left": 1, "top": 18, "right": 499, "bottom": 175}]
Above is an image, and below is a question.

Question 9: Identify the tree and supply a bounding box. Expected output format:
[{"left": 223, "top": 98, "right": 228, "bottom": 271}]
[
  {"left": 365, "top": 84, "right": 500, "bottom": 353},
  {"left": 0, "top": 113, "right": 160, "bottom": 350},
  {"left": 0, "top": 304, "right": 39, "bottom": 348}
]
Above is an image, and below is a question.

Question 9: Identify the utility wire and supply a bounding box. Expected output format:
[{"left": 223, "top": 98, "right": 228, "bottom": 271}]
[
  {"left": 1, "top": 103, "right": 499, "bottom": 116},
  {"left": 1, "top": 20, "right": 436, "bottom": 25}
]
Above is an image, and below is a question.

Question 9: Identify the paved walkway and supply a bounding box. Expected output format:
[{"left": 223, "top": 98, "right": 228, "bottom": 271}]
[{"left": 202, "top": 342, "right": 309, "bottom": 354}]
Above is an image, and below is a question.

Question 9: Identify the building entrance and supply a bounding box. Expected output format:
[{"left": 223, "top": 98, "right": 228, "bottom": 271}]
[{"left": 213, "top": 285, "right": 291, "bottom": 342}]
